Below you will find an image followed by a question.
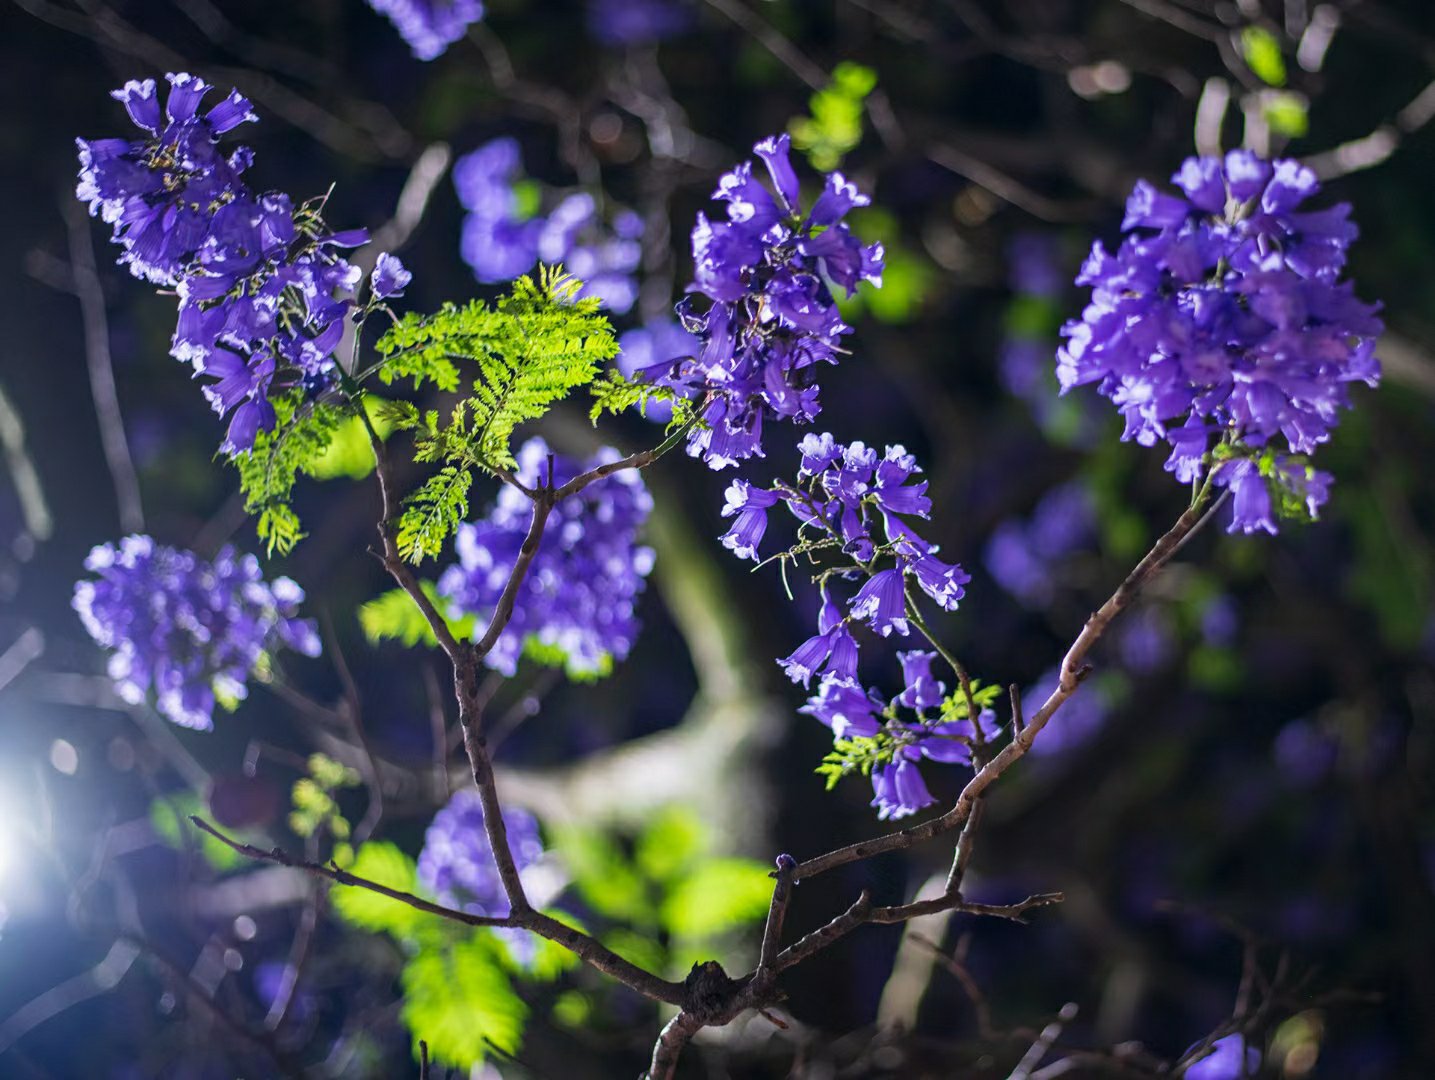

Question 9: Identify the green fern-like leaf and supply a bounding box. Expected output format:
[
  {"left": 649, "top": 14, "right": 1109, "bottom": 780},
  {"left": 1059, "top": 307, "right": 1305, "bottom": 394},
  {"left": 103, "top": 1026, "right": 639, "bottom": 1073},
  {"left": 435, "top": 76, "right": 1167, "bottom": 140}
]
[
  {"left": 588, "top": 369, "right": 698, "bottom": 429},
  {"left": 396, "top": 466, "right": 473, "bottom": 563},
  {"left": 235, "top": 390, "right": 350, "bottom": 556},
  {"left": 374, "top": 266, "right": 618, "bottom": 473}
]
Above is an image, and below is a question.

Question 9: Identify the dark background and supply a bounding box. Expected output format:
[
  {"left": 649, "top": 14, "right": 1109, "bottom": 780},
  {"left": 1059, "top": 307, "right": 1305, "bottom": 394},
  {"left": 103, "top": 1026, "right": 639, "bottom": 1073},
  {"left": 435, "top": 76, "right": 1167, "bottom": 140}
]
[{"left": 1, "top": 0, "right": 1433, "bottom": 1076}]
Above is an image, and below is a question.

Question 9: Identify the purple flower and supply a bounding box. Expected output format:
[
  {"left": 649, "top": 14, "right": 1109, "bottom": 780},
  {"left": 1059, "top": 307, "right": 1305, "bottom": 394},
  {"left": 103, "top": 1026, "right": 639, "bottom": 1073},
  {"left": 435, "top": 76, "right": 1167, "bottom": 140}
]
[
  {"left": 800, "top": 675, "right": 882, "bottom": 739},
  {"left": 372, "top": 252, "right": 412, "bottom": 298},
  {"left": 1184, "top": 1035, "right": 1261, "bottom": 1080},
  {"left": 646, "top": 135, "right": 882, "bottom": 468},
  {"left": 73, "top": 536, "right": 319, "bottom": 730},
  {"left": 870, "top": 757, "right": 935, "bottom": 821},
  {"left": 586, "top": 0, "right": 692, "bottom": 45},
  {"left": 779, "top": 595, "right": 859, "bottom": 687},
  {"left": 80, "top": 74, "right": 374, "bottom": 456},
  {"left": 366, "top": 0, "right": 485, "bottom": 61},
  {"left": 417, "top": 790, "right": 543, "bottom": 917},
  {"left": 850, "top": 568, "right": 909, "bottom": 637},
  {"left": 896, "top": 650, "right": 945, "bottom": 710},
  {"left": 720, "top": 480, "right": 780, "bottom": 561},
  {"left": 438, "top": 439, "right": 654, "bottom": 676},
  {"left": 1059, "top": 153, "right": 1381, "bottom": 528}
]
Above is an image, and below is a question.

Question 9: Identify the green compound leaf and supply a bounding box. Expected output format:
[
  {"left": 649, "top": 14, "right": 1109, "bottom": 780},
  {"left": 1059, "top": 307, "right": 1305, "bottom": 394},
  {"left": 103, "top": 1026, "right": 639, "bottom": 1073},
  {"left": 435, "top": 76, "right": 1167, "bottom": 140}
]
[
  {"left": 401, "top": 935, "right": 527, "bottom": 1070},
  {"left": 330, "top": 841, "right": 428, "bottom": 939},
  {"left": 660, "top": 858, "right": 775, "bottom": 939},
  {"left": 375, "top": 265, "right": 617, "bottom": 469},
  {"left": 374, "top": 267, "right": 619, "bottom": 562},
  {"left": 396, "top": 466, "right": 473, "bottom": 564},
  {"left": 235, "top": 390, "right": 350, "bottom": 556},
  {"left": 358, "top": 581, "right": 476, "bottom": 649},
  {"left": 588, "top": 368, "right": 698, "bottom": 428}
]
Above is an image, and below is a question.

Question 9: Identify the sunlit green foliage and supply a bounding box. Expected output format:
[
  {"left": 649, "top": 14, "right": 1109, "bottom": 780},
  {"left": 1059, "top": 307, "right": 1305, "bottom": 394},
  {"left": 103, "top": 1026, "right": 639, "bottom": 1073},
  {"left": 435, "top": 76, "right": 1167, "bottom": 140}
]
[
  {"left": 289, "top": 753, "right": 361, "bottom": 864},
  {"left": 235, "top": 390, "right": 349, "bottom": 556},
  {"left": 789, "top": 62, "right": 877, "bottom": 170},
  {"left": 358, "top": 582, "right": 476, "bottom": 648}
]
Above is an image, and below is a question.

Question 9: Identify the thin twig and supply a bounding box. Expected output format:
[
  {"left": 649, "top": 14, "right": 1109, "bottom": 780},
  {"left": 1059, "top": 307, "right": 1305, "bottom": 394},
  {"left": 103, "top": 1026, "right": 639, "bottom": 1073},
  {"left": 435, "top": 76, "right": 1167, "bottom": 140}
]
[{"left": 63, "top": 197, "right": 144, "bottom": 533}]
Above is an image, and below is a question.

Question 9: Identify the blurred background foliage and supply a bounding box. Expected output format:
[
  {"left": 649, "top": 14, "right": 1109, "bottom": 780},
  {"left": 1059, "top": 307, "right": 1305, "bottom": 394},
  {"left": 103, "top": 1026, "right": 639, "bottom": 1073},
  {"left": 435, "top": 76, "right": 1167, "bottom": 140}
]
[{"left": 1, "top": 0, "right": 1434, "bottom": 1076}]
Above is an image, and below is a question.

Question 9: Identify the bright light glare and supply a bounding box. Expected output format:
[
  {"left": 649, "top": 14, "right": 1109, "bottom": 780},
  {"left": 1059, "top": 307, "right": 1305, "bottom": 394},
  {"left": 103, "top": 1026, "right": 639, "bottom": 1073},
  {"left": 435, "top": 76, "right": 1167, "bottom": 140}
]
[{"left": 50, "top": 739, "right": 79, "bottom": 776}]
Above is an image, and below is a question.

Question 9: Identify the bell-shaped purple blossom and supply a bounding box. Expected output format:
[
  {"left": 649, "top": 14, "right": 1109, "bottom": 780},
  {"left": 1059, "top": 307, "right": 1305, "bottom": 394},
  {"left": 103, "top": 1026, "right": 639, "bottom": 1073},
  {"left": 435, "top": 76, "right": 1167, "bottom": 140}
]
[
  {"left": 366, "top": 0, "right": 486, "bottom": 61},
  {"left": 720, "top": 480, "right": 780, "bottom": 561},
  {"left": 439, "top": 439, "right": 654, "bottom": 676},
  {"left": 799, "top": 675, "right": 883, "bottom": 739},
  {"left": 645, "top": 134, "right": 883, "bottom": 468},
  {"left": 870, "top": 757, "right": 935, "bottom": 821},
  {"left": 1059, "top": 152, "right": 1381, "bottom": 530},
  {"left": 372, "top": 252, "right": 412, "bottom": 299},
  {"left": 73, "top": 536, "right": 319, "bottom": 730},
  {"left": 779, "top": 593, "right": 859, "bottom": 687}
]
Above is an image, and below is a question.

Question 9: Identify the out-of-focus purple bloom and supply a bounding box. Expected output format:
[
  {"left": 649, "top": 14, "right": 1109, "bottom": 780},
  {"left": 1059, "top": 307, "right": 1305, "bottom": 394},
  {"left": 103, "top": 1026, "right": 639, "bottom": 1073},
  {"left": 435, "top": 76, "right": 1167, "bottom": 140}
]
[
  {"left": 372, "top": 252, "right": 412, "bottom": 299},
  {"left": 1273, "top": 718, "right": 1338, "bottom": 787},
  {"left": 1007, "top": 232, "right": 1065, "bottom": 298},
  {"left": 1060, "top": 152, "right": 1381, "bottom": 531},
  {"left": 586, "top": 0, "right": 692, "bottom": 45},
  {"left": 984, "top": 482, "right": 1095, "bottom": 606},
  {"left": 455, "top": 138, "right": 543, "bottom": 283},
  {"left": 1184, "top": 1034, "right": 1261, "bottom": 1080},
  {"left": 366, "top": 0, "right": 485, "bottom": 61},
  {"left": 1116, "top": 607, "right": 1174, "bottom": 673},
  {"left": 1024, "top": 666, "right": 1109, "bottom": 757},
  {"left": 439, "top": 439, "right": 654, "bottom": 676},
  {"left": 616, "top": 321, "right": 700, "bottom": 423},
  {"left": 454, "top": 142, "right": 643, "bottom": 309},
  {"left": 418, "top": 789, "right": 543, "bottom": 917},
  {"left": 1201, "top": 594, "right": 1239, "bottom": 646},
  {"left": 73, "top": 536, "right": 319, "bottom": 730},
  {"left": 651, "top": 135, "right": 883, "bottom": 467}
]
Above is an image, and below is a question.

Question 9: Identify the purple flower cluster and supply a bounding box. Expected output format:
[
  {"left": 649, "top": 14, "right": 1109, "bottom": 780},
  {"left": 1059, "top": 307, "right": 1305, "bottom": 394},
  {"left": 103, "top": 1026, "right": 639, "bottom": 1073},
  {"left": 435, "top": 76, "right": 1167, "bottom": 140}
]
[
  {"left": 984, "top": 481, "right": 1096, "bottom": 606},
  {"left": 586, "top": 0, "right": 692, "bottom": 45},
  {"left": 649, "top": 134, "right": 883, "bottom": 469},
  {"left": 417, "top": 789, "right": 544, "bottom": 917},
  {"left": 365, "top": 0, "right": 485, "bottom": 61},
  {"left": 77, "top": 73, "right": 406, "bottom": 454},
  {"left": 804, "top": 650, "right": 996, "bottom": 820},
  {"left": 439, "top": 439, "right": 655, "bottom": 676},
  {"left": 454, "top": 139, "right": 643, "bottom": 312},
  {"left": 721, "top": 435, "right": 976, "bottom": 819},
  {"left": 72, "top": 535, "right": 320, "bottom": 730},
  {"left": 722, "top": 434, "right": 968, "bottom": 633},
  {"left": 1059, "top": 152, "right": 1381, "bottom": 532}
]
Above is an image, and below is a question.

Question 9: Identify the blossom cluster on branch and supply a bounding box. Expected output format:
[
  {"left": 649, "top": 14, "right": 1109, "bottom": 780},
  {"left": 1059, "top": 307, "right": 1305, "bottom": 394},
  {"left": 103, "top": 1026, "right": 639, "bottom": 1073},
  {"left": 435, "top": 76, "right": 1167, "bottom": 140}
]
[
  {"left": 1060, "top": 152, "right": 1382, "bottom": 533},
  {"left": 77, "top": 73, "right": 405, "bottom": 454}
]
